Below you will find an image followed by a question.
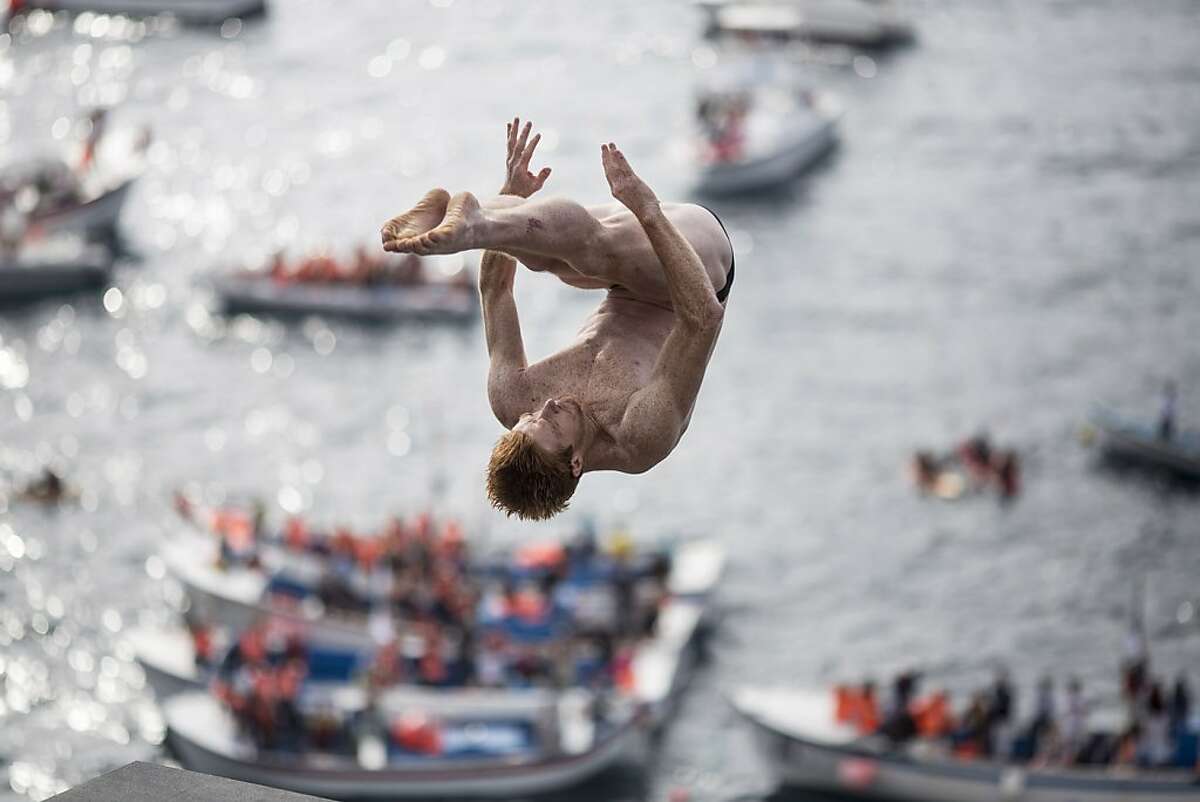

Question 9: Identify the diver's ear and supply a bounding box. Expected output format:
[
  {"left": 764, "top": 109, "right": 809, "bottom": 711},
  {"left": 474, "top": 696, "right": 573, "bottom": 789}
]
[{"left": 570, "top": 452, "right": 584, "bottom": 478}]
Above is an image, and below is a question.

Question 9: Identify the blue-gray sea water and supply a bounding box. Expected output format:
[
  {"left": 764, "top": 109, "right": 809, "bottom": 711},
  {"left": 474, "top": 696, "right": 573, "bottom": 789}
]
[{"left": 0, "top": 0, "right": 1198, "bottom": 799}]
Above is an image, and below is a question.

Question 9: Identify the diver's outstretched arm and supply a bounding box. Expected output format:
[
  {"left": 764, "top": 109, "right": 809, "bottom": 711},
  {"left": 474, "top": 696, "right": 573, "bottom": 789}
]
[{"left": 479, "top": 250, "right": 530, "bottom": 429}]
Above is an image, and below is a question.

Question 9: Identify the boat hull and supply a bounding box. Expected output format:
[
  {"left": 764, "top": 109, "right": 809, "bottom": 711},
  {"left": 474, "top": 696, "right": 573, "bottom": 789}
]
[
  {"left": 24, "top": 0, "right": 265, "bottom": 24},
  {"left": 1089, "top": 410, "right": 1200, "bottom": 479},
  {"left": 213, "top": 274, "right": 477, "bottom": 324},
  {"left": 735, "top": 688, "right": 1200, "bottom": 802},
  {"left": 695, "top": 116, "right": 838, "bottom": 195},
  {"left": 0, "top": 261, "right": 110, "bottom": 303},
  {"left": 699, "top": 1, "right": 915, "bottom": 48},
  {"left": 29, "top": 177, "right": 135, "bottom": 239},
  {"left": 165, "top": 692, "right": 643, "bottom": 798},
  {"left": 127, "top": 625, "right": 209, "bottom": 699}
]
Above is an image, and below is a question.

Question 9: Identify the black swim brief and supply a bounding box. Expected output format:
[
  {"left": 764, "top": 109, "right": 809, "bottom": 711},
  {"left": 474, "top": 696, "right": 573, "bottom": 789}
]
[
  {"left": 609, "top": 205, "right": 735, "bottom": 303},
  {"left": 698, "top": 204, "right": 735, "bottom": 304}
]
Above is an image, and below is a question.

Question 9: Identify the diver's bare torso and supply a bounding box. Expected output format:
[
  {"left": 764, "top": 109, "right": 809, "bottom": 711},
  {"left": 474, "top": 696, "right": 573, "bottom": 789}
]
[{"left": 494, "top": 217, "right": 731, "bottom": 473}]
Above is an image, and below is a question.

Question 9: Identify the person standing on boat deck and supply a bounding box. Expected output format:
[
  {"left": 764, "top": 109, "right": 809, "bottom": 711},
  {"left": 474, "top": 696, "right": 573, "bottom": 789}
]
[
  {"left": 1168, "top": 674, "right": 1191, "bottom": 739},
  {"left": 1158, "top": 380, "right": 1177, "bottom": 440},
  {"left": 380, "top": 119, "right": 733, "bottom": 520}
]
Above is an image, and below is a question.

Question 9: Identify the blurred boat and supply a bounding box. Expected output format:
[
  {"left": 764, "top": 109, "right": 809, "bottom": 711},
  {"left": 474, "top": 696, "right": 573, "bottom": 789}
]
[
  {"left": 165, "top": 685, "right": 645, "bottom": 798},
  {"left": 698, "top": 0, "right": 914, "bottom": 48},
  {"left": 160, "top": 542, "right": 721, "bottom": 796},
  {"left": 0, "top": 240, "right": 112, "bottom": 304},
  {"left": 21, "top": 0, "right": 266, "bottom": 25},
  {"left": 694, "top": 86, "right": 840, "bottom": 195},
  {"left": 732, "top": 686, "right": 1200, "bottom": 802},
  {"left": 23, "top": 175, "right": 136, "bottom": 241},
  {"left": 212, "top": 271, "right": 477, "bottom": 324},
  {"left": 1085, "top": 407, "right": 1200, "bottom": 479},
  {"left": 160, "top": 533, "right": 382, "bottom": 650},
  {"left": 159, "top": 533, "right": 724, "bottom": 686},
  {"left": 128, "top": 623, "right": 371, "bottom": 700},
  {"left": 2, "top": 121, "right": 145, "bottom": 241},
  {"left": 128, "top": 624, "right": 219, "bottom": 699}
]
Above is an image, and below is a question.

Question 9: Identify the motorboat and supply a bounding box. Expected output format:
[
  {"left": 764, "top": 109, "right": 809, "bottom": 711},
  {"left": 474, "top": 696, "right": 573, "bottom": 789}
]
[
  {"left": 1085, "top": 407, "right": 1200, "bottom": 479},
  {"left": 159, "top": 531, "right": 723, "bottom": 648},
  {"left": 165, "top": 685, "right": 645, "bottom": 798},
  {"left": 694, "top": 86, "right": 840, "bottom": 195},
  {"left": 732, "top": 686, "right": 1200, "bottom": 802},
  {"left": 212, "top": 268, "right": 477, "bottom": 324},
  {"left": 20, "top": 0, "right": 266, "bottom": 25},
  {"left": 0, "top": 239, "right": 112, "bottom": 304},
  {"left": 2, "top": 121, "right": 145, "bottom": 241},
  {"left": 698, "top": 0, "right": 915, "bottom": 48}
]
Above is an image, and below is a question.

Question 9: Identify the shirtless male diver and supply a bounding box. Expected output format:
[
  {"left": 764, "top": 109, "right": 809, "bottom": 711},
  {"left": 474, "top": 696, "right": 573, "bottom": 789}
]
[{"left": 380, "top": 119, "right": 734, "bottom": 520}]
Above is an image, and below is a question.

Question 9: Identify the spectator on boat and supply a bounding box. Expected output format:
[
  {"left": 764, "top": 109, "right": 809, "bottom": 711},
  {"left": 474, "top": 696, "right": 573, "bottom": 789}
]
[
  {"left": 76, "top": 107, "right": 109, "bottom": 174},
  {"left": 350, "top": 245, "right": 375, "bottom": 283},
  {"left": 476, "top": 631, "right": 508, "bottom": 687},
  {"left": 611, "top": 638, "right": 637, "bottom": 692},
  {"left": 987, "top": 668, "right": 1015, "bottom": 733},
  {"left": 1113, "top": 723, "right": 1141, "bottom": 767},
  {"left": 994, "top": 450, "right": 1020, "bottom": 500},
  {"left": 959, "top": 433, "right": 993, "bottom": 482},
  {"left": 1140, "top": 683, "right": 1173, "bottom": 767},
  {"left": 1158, "top": 381, "right": 1177, "bottom": 440},
  {"left": 1032, "top": 720, "right": 1070, "bottom": 768},
  {"left": 417, "top": 623, "right": 448, "bottom": 686},
  {"left": 1121, "top": 627, "right": 1149, "bottom": 717},
  {"left": 1028, "top": 675, "right": 1056, "bottom": 753},
  {"left": 835, "top": 682, "right": 879, "bottom": 734},
  {"left": 712, "top": 96, "right": 748, "bottom": 163},
  {"left": 268, "top": 251, "right": 288, "bottom": 281},
  {"left": 189, "top": 620, "right": 215, "bottom": 667},
  {"left": 1062, "top": 676, "right": 1088, "bottom": 764},
  {"left": 952, "top": 691, "right": 992, "bottom": 758},
  {"left": 284, "top": 516, "right": 309, "bottom": 550},
  {"left": 854, "top": 681, "right": 880, "bottom": 735},
  {"left": 1169, "top": 674, "right": 1191, "bottom": 739},
  {"left": 21, "top": 467, "right": 66, "bottom": 503},
  {"left": 275, "top": 660, "right": 306, "bottom": 751},
  {"left": 911, "top": 450, "right": 938, "bottom": 492},
  {"left": 913, "top": 690, "right": 953, "bottom": 738},
  {"left": 0, "top": 202, "right": 24, "bottom": 255},
  {"left": 880, "top": 671, "right": 920, "bottom": 743}
]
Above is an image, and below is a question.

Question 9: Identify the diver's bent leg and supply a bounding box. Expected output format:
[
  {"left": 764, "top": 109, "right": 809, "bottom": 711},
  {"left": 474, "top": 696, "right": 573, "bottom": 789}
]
[{"left": 386, "top": 191, "right": 620, "bottom": 277}]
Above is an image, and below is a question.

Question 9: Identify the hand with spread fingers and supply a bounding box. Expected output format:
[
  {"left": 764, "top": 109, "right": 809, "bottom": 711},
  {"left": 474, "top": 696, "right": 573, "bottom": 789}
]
[
  {"left": 601, "top": 142, "right": 658, "bottom": 218},
  {"left": 501, "top": 117, "right": 552, "bottom": 198}
]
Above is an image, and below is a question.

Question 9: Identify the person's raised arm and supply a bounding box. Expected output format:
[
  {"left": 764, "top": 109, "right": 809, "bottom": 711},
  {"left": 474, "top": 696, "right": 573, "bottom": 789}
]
[
  {"left": 481, "top": 118, "right": 553, "bottom": 427},
  {"left": 600, "top": 144, "right": 724, "bottom": 468},
  {"left": 601, "top": 143, "right": 724, "bottom": 332}
]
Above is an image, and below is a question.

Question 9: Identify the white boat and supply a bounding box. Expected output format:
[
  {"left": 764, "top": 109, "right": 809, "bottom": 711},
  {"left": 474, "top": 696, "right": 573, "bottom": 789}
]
[
  {"left": 160, "top": 534, "right": 383, "bottom": 651},
  {"left": 695, "top": 88, "right": 840, "bottom": 195},
  {"left": 212, "top": 272, "right": 478, "bottom": 324},
  {"left": 158, "top": 533, "right": 724, "bottom": 692},
  {"left": 26, "top": 177, "right": 136, "bottom": 240},
  {"left": 158, "top": 538, "right": 721, "bottom": 794},
  {"left": 0, "top": 242, "right": 112, "bottom": 304},
  {"left": 1087, "top": 407, "right": 1200, "bottom": 479},
  {"left": 127, "top": 624, "right": 214, "bottom": 699},
  {"left": 22, "top": 0, "right": 266, "bottom": 25},
  {"left": 698, "top": 0, "right": 915, "bottom": 48},
  {"left": 165, "top": 685, "right": 645, "bottom": 798},
  {"left": 732, "top": 686, "right": 1200, "bottom": 802}
]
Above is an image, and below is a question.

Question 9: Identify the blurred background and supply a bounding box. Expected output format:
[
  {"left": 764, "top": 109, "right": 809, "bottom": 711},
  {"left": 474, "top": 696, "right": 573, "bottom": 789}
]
[{"left": 0, "top": 0, "right": 1198, "bottom": 799}]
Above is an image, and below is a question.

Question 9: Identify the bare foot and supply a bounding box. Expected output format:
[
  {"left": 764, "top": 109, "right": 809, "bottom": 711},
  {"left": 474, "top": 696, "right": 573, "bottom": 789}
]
[
  {"left": 410, "top": 192, "right": 482, "bottom": 255},
  {"left": 381, "top": 188, "right": 451, "bottom": 252}
]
